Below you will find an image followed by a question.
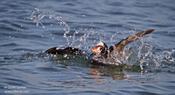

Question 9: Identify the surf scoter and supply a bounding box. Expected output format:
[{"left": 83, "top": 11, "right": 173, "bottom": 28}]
[{"left": 46, "top": 29, "right": 155, "bottom": 66}]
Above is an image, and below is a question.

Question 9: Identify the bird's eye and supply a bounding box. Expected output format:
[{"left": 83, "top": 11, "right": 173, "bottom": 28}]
[{"left": 97, "top": 46, "right": 103, "bottom": 51}]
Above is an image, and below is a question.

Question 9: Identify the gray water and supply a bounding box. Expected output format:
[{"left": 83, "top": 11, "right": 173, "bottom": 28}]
[{"left": 0, "top": 0, "right": 175, "bottom": 95}]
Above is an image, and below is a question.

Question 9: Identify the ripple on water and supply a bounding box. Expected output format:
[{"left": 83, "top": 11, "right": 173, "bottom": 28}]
[{"left": 0, "top": 43, "right": 19, "bottom": 47}]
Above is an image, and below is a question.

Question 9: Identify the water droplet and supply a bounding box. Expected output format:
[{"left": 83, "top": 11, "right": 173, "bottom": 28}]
[{"left": 64, "top": 54, "right": 67, "bottom": 58}]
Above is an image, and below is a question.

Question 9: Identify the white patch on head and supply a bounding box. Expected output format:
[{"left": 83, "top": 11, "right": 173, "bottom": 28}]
[
  {"left": 56, "top": 47, "right": 60, "bottom": 50},
  {"left": 96, "top": 41, "right": 105, "bottom": 47}
]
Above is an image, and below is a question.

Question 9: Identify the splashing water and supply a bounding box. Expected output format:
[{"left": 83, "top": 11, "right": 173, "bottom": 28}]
[
  {"left": 30, "top": 8, "right": 71, "bottom": 46},
  {"left": 30, "top": 8, "right": 175, "bottom": 72},
  {"left": 30, "top": 8, "right": 98, "bottom": 48},
  {"left": 121, "top": 37, "right": 175, "bottom": 72}
]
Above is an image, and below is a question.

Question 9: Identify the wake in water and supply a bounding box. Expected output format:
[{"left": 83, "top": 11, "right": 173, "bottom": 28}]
[{"left": 29, "top": 8, "right": 175, "bottom": 72}]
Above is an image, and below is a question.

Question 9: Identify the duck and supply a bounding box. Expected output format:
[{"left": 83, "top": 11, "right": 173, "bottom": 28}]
[{"left": 46, "top": 29, "right": 155, "bottom": 66}]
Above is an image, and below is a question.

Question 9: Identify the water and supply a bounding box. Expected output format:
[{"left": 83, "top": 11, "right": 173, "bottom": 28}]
[{"left": 0, "top": 0, "right": 175, "bottom": 94}]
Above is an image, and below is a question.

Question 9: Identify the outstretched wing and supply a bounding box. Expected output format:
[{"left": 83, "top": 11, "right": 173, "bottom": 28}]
[{"left": 113, "top": 29, "right": 155, "bottom": 54}]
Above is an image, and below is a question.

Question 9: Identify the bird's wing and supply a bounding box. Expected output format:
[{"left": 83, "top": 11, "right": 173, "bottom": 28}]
[{"left": 113, "top": 29, "right": 155, "bottom": 54}]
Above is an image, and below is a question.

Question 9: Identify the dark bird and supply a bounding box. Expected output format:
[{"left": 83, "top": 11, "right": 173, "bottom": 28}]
[{"left": 46, "top": 29, "right": 155, "bottom": 66}]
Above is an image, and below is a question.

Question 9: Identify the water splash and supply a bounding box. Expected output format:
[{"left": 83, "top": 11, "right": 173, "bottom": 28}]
[
  {"left": 30, "top": 8, "right": 45, "bottom": 28},
  {"left": 29, "top": 8, "right": 175, "bottom": 72},
  {"left": 70, "top": 28, "right": 97, "bottom": 50},
  {"left": 30, "top": 8, "right": 100, "bottom": 48},
  {"left": 123, "top": 37, "right": 174, "bottom": 72},
  {"left": 30, "top": 8, "right": 71, "bottom": 46},
  {"left": 30, "top": 8, "right": 105, "bottom": 49}
]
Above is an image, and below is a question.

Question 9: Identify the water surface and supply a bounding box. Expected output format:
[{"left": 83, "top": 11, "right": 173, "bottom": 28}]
[{"left": 0, "top": 0, "right": 175, "bottom": 95}]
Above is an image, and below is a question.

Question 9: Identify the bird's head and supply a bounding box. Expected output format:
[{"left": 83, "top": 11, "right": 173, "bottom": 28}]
[{"left": 91, "top": 41, "right": 108, "bottom": 56}]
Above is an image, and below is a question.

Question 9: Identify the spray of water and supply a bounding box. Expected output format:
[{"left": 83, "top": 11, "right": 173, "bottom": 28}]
[
  {"left": 30, "top": 8, "right": 175, "bottom": 72},
  {"left": 30, "top": 8, "right": 71, "bottom": 46}
]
